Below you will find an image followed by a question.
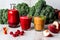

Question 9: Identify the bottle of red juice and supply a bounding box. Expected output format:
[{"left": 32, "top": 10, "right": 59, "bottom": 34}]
[{"left": 8, "top": 4, "right": 19, "bottom": 28}]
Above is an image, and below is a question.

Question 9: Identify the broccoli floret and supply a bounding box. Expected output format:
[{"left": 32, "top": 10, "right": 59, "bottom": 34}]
[
  {"left": 2, "top": 9, "right": 8, "bottom": 24},
  {"left": 28, "top": 6, "right": 35, "bottom": 16},
  {"left": 40, "top": 5, "right": 56, "bottom": 24},
  {"left": 34, "top": 0, "right": 46, "bottom": 16},
  {"left": 16, "top": 3, "right": 29, "bottom": 16}
]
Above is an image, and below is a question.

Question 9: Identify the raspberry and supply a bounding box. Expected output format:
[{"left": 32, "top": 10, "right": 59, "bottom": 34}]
[
  {"left": 21, "top": 31, "right": 24, "bottom": 33},
  {"left": 13, "top": 34, "right": 18, "bottom": 37},
  {"left": 10, "top": 30, "right": 25, "bottom": 37},
  {"left": 17, "top": 30, "right": 20, "bottom": 34},
  {"left": 17, "top": 30, "right": 20, "bottom": 32},
  {"left": 10, "top": 31, "right": 13, "bottom": 35},
  {"left": 15, "top": 31, "right": 19, "bottom": 36},
  {"left": 20, "top": 31, "right": 24, "bottom": 35},
  {"left": 20, "top": 32, "right": 23, "bottom": 35}
]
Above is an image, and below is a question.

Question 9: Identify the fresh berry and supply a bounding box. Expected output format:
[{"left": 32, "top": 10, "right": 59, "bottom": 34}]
[
  {"left": 13, "top": 34, "right": 18, "bottom": 37},
  {"left": 17, "top": 30, "right": 20, "bottom": 34},
  {"left": 17, "top": 30, "right": 20, "bottom": 32},
  {"left": 20, "top": 32, "right": 23, "bottom": 35},
  {"left": 20, "top": 31, "right": 24, "bottom": 35},
  {"left": 10, "top": 31, "right": 13, "bottom": 35},
  {"left": 10, "top": 30, "right": 25, "bottom": 37},
  {"left": 15, "top": 31, "right": 19, "bottom": 36},
  {"left": 21, "top": 31, "right": 24, "bottom": 33}
]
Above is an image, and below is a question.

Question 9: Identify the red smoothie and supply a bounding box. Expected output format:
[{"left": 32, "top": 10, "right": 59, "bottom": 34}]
[{"left": 20, "top": 16, "right": 32, "bottom": 30}]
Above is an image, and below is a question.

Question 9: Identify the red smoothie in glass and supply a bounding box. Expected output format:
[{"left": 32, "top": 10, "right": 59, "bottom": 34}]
[{"left": 20, "top": 16, "right": 32, "bottom": 30}]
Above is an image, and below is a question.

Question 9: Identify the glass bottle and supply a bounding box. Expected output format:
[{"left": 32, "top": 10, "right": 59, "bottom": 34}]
[{"left": 8, "top": 4, "right": 19, "bottom": 28}]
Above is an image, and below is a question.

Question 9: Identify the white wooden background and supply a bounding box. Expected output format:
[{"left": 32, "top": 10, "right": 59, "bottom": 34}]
[{"left": 0, "top": 0, "right": 60, "bottom": 9}]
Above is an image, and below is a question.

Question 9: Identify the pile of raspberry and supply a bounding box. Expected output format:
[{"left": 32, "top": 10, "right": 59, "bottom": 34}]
[{"left": 10, "top": 30, "right": 24, "bottom": 37}]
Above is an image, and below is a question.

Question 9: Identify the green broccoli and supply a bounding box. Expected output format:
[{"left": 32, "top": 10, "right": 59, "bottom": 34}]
[
  {"left": 34, "top": 0, "right": 46, "bottom": 16},
  {"left": 2, "top": 9, "right": 8, "bottom": 24},
  {"left": 16, "top": 3, "right": 29, "bottom": 16},
  {"left": 0, "top": 9, "right": 3, "bottom": 24},
  {"left": 40, "top": 5, "right": 56, "bottom": 24},
  {"left": 28, "top": 6, "right": 35, "bottom": 16}
]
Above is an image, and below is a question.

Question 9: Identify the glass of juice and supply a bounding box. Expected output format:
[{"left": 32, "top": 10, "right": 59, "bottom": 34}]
[
  {"left": 34, "top": 16, "right": 46, "bottom": 31},
  {"left": 20, "top": 16, "right": 32, "bottom": 30}
]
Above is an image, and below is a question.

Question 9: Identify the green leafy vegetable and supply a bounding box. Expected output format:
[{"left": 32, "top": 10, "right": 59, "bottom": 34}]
[
  {"left": 28, "top": 6, "right": 35, "bottom": 16},
  {"left": 16, "top": 3, "right": 29, "bottom": 16},
  {"left": 0, "top": 0, "right": 57, "bottom": 24}
]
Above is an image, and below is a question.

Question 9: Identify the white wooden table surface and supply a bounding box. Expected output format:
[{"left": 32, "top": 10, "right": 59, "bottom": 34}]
[{"left": 0, "top": 23, "right": 60, "bottom": 40}]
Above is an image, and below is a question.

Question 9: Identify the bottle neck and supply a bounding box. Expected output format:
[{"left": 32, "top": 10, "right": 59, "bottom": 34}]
[{"left": 10, "top": 4, "right": 16, "bottom": 9}]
